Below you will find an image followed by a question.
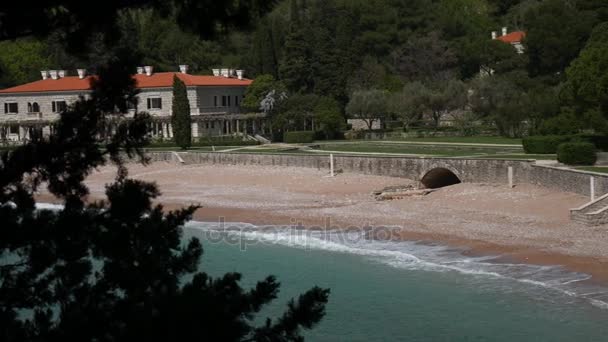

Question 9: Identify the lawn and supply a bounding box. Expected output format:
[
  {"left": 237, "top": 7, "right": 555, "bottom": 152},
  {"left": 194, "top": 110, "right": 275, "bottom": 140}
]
[
  {"left": 472, "top": 154, "right": 557, "bottom": 160},
  {"left": 396, "top": 136, "right": 522, "bottom": 145},
  {"left": 316, "top": 143, "right": 514, "bottom": 157}
]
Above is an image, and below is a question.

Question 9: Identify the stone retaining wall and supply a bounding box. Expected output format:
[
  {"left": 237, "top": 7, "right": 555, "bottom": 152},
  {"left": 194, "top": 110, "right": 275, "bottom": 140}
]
[{"left": 144, "top": 152, "right": 608, "bottom": 196}]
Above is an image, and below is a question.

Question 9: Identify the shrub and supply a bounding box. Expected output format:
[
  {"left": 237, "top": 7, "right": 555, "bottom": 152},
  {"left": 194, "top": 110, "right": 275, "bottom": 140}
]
[
  {"left": 557, "top": 142, "right": 597, "bottom": 165},
  {"left": 522, "top": 135, "right": 574, "bottom": 154},
  {"left": 576, "top": 134, "right": 608, "bottom": 152},
  {"left": 284, "top": 131, "right": 315, "bottom": 143}
]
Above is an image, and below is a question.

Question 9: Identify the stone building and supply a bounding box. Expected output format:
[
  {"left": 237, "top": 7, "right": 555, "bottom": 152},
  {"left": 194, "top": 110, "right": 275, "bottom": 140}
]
[{"left": 0, "top": 65, "right": 267, "bottom": 143}]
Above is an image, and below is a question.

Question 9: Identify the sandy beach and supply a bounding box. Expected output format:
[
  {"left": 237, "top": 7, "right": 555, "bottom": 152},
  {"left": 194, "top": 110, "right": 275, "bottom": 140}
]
[{"left": 38, "top": 161, "right": 608, "bottom": 281}]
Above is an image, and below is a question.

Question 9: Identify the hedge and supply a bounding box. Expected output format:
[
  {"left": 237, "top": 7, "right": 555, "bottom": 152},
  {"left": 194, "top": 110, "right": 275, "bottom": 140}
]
[
  {"left": 523, "top": 134, "right": 608, "bottom": 154},
  {"left": 522, "top": 135, "right": 574, "bottom": 154},
  {"left": 557, "top": 142, "right": 597, "bottom": 166},
  {"left": 284, "top": 131, "right": 315, "bottom": 143}
]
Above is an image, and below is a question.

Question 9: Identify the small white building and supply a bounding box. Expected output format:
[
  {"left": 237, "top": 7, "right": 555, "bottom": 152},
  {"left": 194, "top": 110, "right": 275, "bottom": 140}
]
[
  {"left": 0, "top": 66, "right": 267, "bottom": 143},
  {"left": 492, "top": 27, "right": 526, "bottom": 54}
]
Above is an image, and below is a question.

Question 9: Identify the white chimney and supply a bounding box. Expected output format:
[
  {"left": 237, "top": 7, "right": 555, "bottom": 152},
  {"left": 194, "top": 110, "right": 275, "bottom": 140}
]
[
  {"left": 179, "top": 65, "right": 189, "bottom": 74},
  {"left": 236, "top": 70, "right": 244, "bottom": 80},
  {"left": 144, "top": 65, "right": 153, "bottom": 76},
  {"left": 58, "top": 70, "right": 66, "bottom": 78},
  {"left": 502, "top": 27, "right": 508, "bottom": 36},
  {"left": 491, "top": 31, "right": 497, "bottom": 39},
  {"left": 77, "top": 69, "right": 86, "bottom": 79},
  {"left": 49, "top": 70, "right": 58, "bottom": 80},
  {"left": 41, "top": 70, "right": 49, "bottom": 80},
  {"left": 212, "top": 68, "right": 220, "bottom": 77},
  {"left": 220, "top": 68, "right": 229, "bottom": 78},
  {"left": 136, "top": 66, "right": 144, "bottom": 75}
]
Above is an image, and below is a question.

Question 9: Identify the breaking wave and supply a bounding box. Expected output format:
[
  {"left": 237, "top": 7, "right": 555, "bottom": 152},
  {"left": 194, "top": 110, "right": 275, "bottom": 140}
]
[{"left": 185, "top": 221, "right": 608, "bottom": 310}]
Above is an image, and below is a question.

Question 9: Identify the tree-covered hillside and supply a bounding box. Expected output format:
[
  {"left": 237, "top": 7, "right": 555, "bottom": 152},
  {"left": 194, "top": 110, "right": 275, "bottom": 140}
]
[{"left": 1, "top": 0, "right": 608, "bottom": 137}]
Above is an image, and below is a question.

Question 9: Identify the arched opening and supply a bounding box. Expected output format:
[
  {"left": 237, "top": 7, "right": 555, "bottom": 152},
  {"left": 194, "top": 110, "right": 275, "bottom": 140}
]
[{"left": 420, "top": 168, "right": 461, "bottom": 189}]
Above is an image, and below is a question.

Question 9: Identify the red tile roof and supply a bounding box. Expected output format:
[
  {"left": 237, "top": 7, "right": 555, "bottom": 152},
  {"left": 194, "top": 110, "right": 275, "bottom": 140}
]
[
  {"left": 497, "top": 31, "right": 526, "bottom": 44},
  {"left": 0, "top": 72, "right": 253, "bottom": 94}
]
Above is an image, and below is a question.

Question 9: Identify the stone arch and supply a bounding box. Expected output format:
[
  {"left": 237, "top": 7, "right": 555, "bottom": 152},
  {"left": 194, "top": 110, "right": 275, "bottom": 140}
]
[{"left": 420, "top": 167, "right": 462, "bottom": 189}]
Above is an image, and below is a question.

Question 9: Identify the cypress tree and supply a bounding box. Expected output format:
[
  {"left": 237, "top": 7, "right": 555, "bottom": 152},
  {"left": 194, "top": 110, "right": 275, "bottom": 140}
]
[{"left": 171, "top": 75, "right": 191, "bottom": 149}]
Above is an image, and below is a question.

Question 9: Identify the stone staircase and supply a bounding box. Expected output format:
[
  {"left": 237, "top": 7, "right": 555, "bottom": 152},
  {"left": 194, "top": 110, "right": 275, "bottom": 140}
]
[{"left": 570, "top": 193, "right": 608, "bottom": 225}]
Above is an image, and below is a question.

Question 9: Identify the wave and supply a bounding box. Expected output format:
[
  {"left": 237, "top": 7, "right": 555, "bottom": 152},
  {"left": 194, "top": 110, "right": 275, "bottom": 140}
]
[{"left": 185, "top": 221, "right": 608, "bottom": 310}]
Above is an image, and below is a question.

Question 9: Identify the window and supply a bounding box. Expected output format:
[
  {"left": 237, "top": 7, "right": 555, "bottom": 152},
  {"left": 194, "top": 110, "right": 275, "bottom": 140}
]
[
  {"left": 235, "top": 96, "right": 240, "bottom": 107},
  {"left": 9, "top": 126, "right": 19, "bottom": 134},
  {"left": 4, "top": 102, "right": 18, "bottom": 114},
  {"left": 228, "top": 95, "right": 231, "bottom": 107},
  {"left": 52, "top": 100, "right": 67, "bottom": 113},
  {"left": 27, "top": 102, "right": 40, "bottom": 113},
  {"left": 214, "top": 96, "right": 218, "bottom": 107},
  {"left": 147, "top": 97, "right": 162, "bottom": 110},
  {"left": 222, "top": 95, "right": 228, "bottom": 107}
]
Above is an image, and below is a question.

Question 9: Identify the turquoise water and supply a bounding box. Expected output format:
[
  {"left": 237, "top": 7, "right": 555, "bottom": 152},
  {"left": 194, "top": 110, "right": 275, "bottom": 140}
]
[{"left": 184, "top": 223, "right": 608, "bottom": 342}]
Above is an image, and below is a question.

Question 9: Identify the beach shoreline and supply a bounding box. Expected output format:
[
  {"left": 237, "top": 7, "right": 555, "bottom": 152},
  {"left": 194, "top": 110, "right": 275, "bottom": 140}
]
[{"left": 36, "top": 161, "right": 608, "bottom": 283}]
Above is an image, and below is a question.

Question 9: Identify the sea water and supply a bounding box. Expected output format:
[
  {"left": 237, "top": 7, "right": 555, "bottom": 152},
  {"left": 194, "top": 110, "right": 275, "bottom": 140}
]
[{"left": 184, "top": 222, "right": 608, "bottom": 342}]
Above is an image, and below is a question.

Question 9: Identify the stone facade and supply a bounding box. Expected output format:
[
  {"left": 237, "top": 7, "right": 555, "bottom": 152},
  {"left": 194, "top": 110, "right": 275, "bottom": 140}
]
[{"left": 0, "top": 70, "right": 268, "bottom": 143}]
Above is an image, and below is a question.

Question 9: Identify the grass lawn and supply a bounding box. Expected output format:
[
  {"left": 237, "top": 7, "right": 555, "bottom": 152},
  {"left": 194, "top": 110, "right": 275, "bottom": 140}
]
[
  {"left": 576, "top": 166, "right": 608, "bottom": 174},
  {"left": 472, "top": 154, "right": 557, "bottom": 160},
  {"left": 397, "top": 136, "right": 522, "bottom": 145},
  {"left": 316, "top": 143, "right": 512, "bottom": 157}
]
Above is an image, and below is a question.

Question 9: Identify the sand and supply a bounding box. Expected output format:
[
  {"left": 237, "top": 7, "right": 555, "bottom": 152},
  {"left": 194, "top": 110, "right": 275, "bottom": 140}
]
[{"left": 37, "top": 161, "right": 608, "bottom": 281}]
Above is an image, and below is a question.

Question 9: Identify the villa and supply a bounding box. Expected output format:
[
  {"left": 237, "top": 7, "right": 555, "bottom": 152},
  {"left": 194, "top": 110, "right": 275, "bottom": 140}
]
[
  {"left": 492, "top": 27, "right": 526, "bottom": 54},
  {"left": 0, "top": 65, "right": 267, "bottom": 142}
]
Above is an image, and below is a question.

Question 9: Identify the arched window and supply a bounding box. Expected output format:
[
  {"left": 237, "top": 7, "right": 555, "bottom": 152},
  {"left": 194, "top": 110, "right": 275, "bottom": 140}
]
[
  {"left": 32, "top": 102, "right": 40, "bottom": 113},
  {"left": 27, "top": 102, "right": 32, "bottom": 113}
]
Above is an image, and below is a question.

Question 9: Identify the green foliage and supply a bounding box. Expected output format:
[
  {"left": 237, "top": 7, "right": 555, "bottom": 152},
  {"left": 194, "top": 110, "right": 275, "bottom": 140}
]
[
  {"left": 171, "top": 76, "right": 192, "bottom": 150},
  {"left": 469, "top": 72, "right": 531, "bottom": 137},
  {"left": 120, "top": 9, "right": 222, "bottom": 73},
  {"left": 346, "top": 89, "right": 388, "bottom": 131},
  {"left": 524, "top": 0, "right": 595, "bottom": 77},
  {"left": 314, "top": 97, "right": 344, "bottom": 139},
  {"left": 562, "top": 23, "right": 608, "bottom": 125},
  {"left": 557, "top": 142, "right": 597, "bottom": 165},
  {"left": 242, "top": 74, "right": 286, "bottom": 112},
  {"left": 284, "top": 131, "right": 315, "bottom": 143},
  {"left": 0, "top": 38, "right": 51, "bottom": 87},
  {"left": 523, "top": 135, "right": 574, "bottom": 154}
]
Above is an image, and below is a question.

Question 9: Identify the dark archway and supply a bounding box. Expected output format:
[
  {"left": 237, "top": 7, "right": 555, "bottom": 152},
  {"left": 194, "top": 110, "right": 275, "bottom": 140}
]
[{"left": 420, "top": 168, "right": 461, "bottom": 189}]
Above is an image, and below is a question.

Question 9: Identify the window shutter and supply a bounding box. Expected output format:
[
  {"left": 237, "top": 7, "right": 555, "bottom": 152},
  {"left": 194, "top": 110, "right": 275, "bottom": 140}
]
[
  {"left": 52, "top": 102, "right": 56, "bottom": 112},
  {"left": 4, "top": 103, "right": 7, "bottom": 114},
  {"left": 147, "top": 98, "right": 151, "bottom": 109},
  {"left": 158, "top": 99, "right": 162, "bottom": 109}
]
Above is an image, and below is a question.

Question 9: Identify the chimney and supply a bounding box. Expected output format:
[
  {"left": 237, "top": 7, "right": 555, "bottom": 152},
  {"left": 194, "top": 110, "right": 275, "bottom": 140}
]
[
  {"left": 136, "top": 66, "right": 144, "bottom": 75},
  {"left": 491, "top": 31, "right": 497, "bottom": 39},
  {"left": 49, "top": 70, "right": 58, "bottom": 80},
  {"left": 220, "top": 68, "right": 229, "bottom": 78},
  {"left": 41, "top": 70, "right": 49, "bottom": 80},
  {"left": 236, "top": 70, "right": 244, "bottom": 80},
  {"left": 212, "top": 68, "right": 220, "bottom": 77},
  {"left": 179, "top": 64, "right": 189, "bottom": 74},
  {"left": 58, "top": 70, "right": 66, "bottom": 78},
  {"left": 77, "top": 69, "right": 86, "bottom": 79},
  {"left": 502, "top": 27, "right": 508, "bottom": 36},
  {"left": 144, "top": 66, "right": 153, "bottom": 76}
]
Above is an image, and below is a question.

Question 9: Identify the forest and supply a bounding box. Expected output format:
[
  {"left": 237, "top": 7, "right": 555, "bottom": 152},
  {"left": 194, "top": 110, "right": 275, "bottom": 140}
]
[{"left": 1, "top": 0, "right": 608, "bottom": 138}]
